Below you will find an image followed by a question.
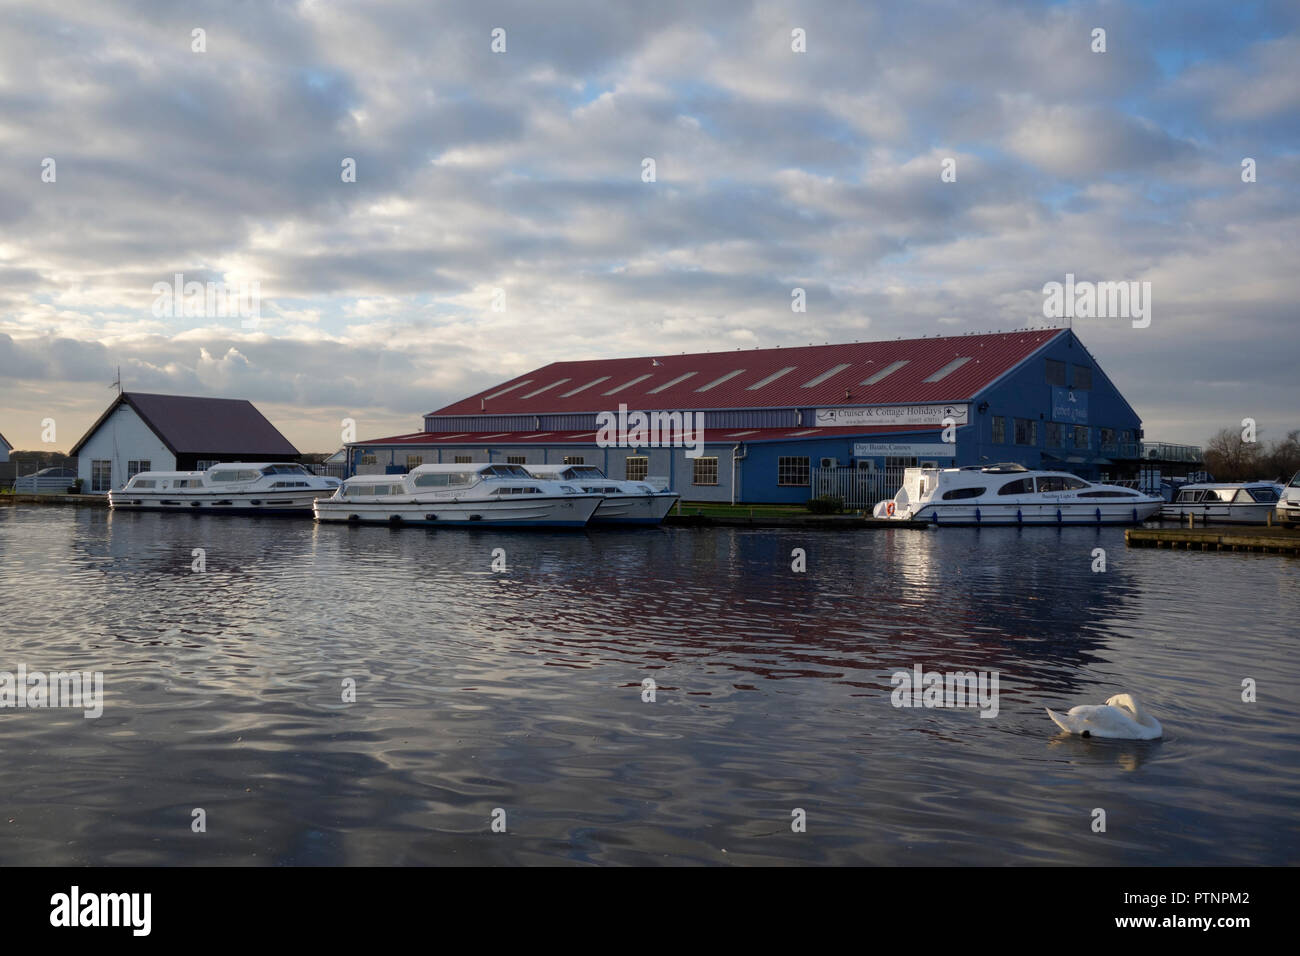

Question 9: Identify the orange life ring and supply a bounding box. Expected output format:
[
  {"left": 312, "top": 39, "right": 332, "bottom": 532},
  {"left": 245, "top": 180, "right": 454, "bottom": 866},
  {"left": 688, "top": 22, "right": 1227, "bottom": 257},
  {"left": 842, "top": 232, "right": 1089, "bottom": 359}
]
[{"left": 886, "top": 501, "right": 896, "bottom": 516}]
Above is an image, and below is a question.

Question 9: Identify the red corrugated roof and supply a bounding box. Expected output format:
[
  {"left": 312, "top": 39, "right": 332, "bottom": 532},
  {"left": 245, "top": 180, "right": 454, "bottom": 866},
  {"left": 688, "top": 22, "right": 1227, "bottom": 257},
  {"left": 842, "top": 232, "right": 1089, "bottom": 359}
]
[
  {"left": 430, "top": 329, "right": 1065, "bottom": 417},
  {"left": 357, "top": 425, "right": 943, "bottom": 447}
]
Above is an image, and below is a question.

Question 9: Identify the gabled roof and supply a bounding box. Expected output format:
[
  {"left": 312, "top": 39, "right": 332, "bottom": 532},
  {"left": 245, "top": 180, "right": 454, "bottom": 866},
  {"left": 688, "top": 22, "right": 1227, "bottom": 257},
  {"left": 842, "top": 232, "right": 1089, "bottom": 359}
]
[
  {"left": 0, "top": 431, "right": 10, "bottom": 450},
  {"left": 70, "top": 392, "right": 299, "bottom": 458},
  {"left": 429, "top": 329, "right": 1067, "bottom": 417}
]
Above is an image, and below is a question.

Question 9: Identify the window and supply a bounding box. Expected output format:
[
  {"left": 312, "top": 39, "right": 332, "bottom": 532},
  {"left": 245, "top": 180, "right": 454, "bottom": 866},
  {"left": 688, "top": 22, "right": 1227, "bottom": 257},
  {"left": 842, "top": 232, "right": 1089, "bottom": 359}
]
[
  {"left": 506, "top": 456, "right": 527, "bottom": 465},
  {"left": 131, "top": 479, "right": 156, "bottom": 489},
  {"left": 1036, "top": 475, "right": 1089, "bottom": 492},
  {"left": 991, "top": 416, "right": 1006, "bottom": 444},
  {"left": 1046, "top": 359, "right": 1066, "bottom": 387},
  {"left": 885, "top": 456, "right": 917, "bottom": 470},
  {"left": 1072, "top": 365, "right": 1092, "bottom": 390},
  {"left": 1247, "top": 487, "right": 1279, "bottom": 502},
  {"left": 196, "top": 460, "right": 217, "bottom": 470},
  {"left": 127, "top": 460, "right": 151, "bottom": 479},
  {"left": 454, "top": 456, "right": 472, "bottom": 464},
  {"left": 91, "top": 460, "right": 113, "bottom": 492},
  {"left": 693, "top": 457, "right": 719, "bottom": 485},
  {"left": 625, "top": 456, "right": 649, "bottom": 481},
  {"left": 942, "top": 487, "right": 986, "bottom": 500},
  {"left": 1079, "top": 490, "right": 1140, "bottom": 498},
  {"left": 1073, "top": 426, "right": 1090, "bottom": 449},
  {"left": 563, "top": 456, "right": 584, "bottom": 465},
  {"left": 1100, "top": 427, "right": 1116, "bottom": 450},
  {"left": 361, "top": 455, "right": 378, "bottom": 466},
  {"left": 1045, "top": 422, "right": 1064, "bottom": 448},
  {"left": 998, "top": 478, "right": 1035, "bottom": 496},
  {"left": 777, "top": 456, "right": 810, "bottom": 486},
  {"left": 801, "top": 364, "right": 851, "bottom": 388},
  {"left": 695, "top": 370, "right": 746, "bottom": 392},
  {"left": 406, "top": 456, "right": 423, "bottom": 469},
  {"left": 1013, "top": 418, "right": 1037, "bottom": 446}
]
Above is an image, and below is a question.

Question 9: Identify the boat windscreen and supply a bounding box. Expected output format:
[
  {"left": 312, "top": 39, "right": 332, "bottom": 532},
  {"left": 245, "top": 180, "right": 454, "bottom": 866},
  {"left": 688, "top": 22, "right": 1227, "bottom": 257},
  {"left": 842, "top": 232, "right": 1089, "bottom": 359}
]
[{"left": 485, "top": 464, "right": 531, "bottom": 478}]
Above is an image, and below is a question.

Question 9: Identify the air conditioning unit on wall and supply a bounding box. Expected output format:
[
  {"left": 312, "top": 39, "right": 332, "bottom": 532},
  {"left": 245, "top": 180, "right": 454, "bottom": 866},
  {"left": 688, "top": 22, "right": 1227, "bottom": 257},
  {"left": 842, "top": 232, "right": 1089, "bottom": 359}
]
[{"left": 820, "top": 457, "right": 839, "bottom": 468}]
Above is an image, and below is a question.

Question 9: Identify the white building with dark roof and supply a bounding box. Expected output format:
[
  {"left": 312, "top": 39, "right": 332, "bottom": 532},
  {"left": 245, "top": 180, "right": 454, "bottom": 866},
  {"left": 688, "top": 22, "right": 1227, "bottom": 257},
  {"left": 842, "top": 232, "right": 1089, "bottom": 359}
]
[{"left": 69, "top": 392, "right": 300, "bottom": 493}]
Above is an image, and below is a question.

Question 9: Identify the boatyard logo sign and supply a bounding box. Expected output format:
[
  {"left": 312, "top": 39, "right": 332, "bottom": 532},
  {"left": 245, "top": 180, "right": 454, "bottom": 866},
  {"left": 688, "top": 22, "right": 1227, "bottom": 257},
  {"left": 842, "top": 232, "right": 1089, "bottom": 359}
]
[
  {"left": 1042, "top": 273, "right": 1152, "bottom": 329},
  {"left": 596, "top": 404, "right": 704, "bottom": 457},
  {"left": 0, "top": 665, "right": 103, "bottom": 718},
  {"left": 890, "top": 665, "right": 999, "bottom": 718},
  {"left": 151, "top": 273, "right": 262, "bottom": 328}
]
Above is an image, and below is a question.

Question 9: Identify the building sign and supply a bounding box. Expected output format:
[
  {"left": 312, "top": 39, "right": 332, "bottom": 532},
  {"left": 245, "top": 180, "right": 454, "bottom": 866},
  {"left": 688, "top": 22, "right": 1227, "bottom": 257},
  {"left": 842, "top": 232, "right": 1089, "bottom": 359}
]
[
  {"left": 853, "top": 442, "right": 956, "bottom": 458},
  {"left": 1051, "top": 387, "right": 1088, "bottom": 425},
  {"left": 815, "top": 404, "right": 969, "bottom": 428}
]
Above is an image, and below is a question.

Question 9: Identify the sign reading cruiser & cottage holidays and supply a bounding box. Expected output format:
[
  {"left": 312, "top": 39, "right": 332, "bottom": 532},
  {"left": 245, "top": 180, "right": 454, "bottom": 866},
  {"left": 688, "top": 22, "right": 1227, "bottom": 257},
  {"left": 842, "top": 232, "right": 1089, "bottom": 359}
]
[{"left": 815, "top": 404, "right": 969, "bottom": 428}]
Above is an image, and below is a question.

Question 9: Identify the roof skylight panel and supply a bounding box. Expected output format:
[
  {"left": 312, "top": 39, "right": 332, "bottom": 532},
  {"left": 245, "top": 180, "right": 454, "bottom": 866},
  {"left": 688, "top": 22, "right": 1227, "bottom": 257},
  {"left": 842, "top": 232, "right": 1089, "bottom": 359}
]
[
  {"left": 647, "top": 372, "right": 698, "bottom": 394},
  {"left": 561, "top": 377, "right": 611, "bottom": 397},
  {"left": 481, "top": 380, "right": 533, "bottom": 401},
  {"left": 921, "top": 356, "right": 972, "bottom": 382},
  {"left": 801, "top": 363, "right": 851, "bottom": 388},
  {"left": 520, "top": 379, "right": 571, "bottom": 399},
  {"left": 861, "top": 360, "right": 909, "bottom": 385},
  {"left": 694, "top": 369, "right": 746, "bottom": 392},
  {"left": 746, "top": 367, "right": 797, "bottom": 390},
  {"left": 602, "top": 374, "right": 654, "bottom": 396}
]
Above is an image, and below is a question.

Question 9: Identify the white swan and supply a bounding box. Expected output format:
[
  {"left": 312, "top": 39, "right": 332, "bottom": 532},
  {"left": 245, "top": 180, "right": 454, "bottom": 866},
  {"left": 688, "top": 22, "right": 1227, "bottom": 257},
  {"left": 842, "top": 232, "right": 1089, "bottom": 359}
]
[{"left": 1046, "top": 693, "right": 1162, "bottom": 740}]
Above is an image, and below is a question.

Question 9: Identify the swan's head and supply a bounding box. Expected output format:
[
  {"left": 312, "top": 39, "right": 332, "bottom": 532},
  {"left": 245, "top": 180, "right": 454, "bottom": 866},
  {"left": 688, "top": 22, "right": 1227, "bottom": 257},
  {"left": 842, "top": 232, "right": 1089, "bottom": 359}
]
[{"left": 1105, "top": 693, "right": 1143, "bottom": 716}]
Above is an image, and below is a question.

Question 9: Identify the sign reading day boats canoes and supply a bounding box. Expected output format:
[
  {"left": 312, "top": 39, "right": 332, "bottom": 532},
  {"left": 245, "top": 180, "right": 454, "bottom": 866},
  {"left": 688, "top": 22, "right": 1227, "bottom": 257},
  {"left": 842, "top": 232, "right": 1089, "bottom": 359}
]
[
  {"left": 853, "top": 442, "right": 956, "bottom": 458},
  {"left": 814, "top": 404, "right": 969, "bottom": 428}
]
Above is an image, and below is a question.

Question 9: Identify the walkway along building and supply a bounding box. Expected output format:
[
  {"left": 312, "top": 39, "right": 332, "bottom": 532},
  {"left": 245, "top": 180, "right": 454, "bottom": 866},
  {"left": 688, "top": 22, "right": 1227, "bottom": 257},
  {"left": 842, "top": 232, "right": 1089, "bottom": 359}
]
[
  {"left": 349, "top": 328, "right": 1148, "bottom": 506},
  {"left": 70, "top": 392, "right": 301, "bottom": 493}
]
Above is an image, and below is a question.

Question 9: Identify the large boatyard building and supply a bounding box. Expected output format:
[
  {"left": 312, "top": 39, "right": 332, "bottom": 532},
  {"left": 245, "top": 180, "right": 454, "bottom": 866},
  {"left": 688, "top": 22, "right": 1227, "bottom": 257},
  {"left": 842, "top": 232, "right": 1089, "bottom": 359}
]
[{"left": 348, "top": 328, "right": 1156, "bottom": 506}]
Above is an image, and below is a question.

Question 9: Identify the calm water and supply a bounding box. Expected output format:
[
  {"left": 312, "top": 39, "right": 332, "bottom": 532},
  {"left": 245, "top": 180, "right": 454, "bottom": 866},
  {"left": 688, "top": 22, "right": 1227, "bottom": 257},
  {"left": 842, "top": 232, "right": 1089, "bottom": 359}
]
[{"left": 0, "top": 505, "right": 1296, "bottom": 866}]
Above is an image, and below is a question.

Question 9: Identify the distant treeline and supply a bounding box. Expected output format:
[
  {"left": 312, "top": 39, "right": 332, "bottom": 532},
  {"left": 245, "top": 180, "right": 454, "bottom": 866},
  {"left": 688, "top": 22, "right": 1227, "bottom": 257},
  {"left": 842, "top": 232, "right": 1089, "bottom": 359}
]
[{"left": 1203, "top": 428, "right": 1300, "bottom": 482}]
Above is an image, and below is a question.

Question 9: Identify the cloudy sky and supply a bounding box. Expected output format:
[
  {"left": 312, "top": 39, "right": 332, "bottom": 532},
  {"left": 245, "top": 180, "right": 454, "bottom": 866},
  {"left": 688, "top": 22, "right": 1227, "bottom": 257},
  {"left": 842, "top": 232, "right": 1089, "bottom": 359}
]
[{"left": 1, "top": 0, "right": 1296, "bottom": 453}]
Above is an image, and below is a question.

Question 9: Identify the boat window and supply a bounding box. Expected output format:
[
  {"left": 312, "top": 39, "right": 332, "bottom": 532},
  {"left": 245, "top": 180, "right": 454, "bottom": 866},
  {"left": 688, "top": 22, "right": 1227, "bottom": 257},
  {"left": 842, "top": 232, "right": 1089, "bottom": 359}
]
[
  {"left": 1247, "top": 487, "right": 1279, "bottom": 502},
  {"left": 131, "top": 479, "right": 156, "bottom": 489},
  {"left": 941, "top": 487, "right": 985, "bottom": 500},
  {"left": 1035, "top": 475, "right": 1090, "bottom": 492},
  {"left": 997, "top": 478, "right": 1035, "bottom": 496},
  {"left": 1078, "top": 490, "right": 1140, "bottom": 498},
  {"left": 414, "top": 472, "right": 475, "bottom": 488},
  {"left": 1289, "top": 472, "right": 1300, "bottom": 488}
]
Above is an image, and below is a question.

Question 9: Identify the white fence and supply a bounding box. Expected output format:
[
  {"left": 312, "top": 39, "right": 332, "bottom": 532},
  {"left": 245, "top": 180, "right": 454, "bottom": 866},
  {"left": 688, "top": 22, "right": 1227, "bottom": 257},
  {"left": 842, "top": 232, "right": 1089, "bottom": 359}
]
[{"left": 810, "top": 466, "right": 907, "bottom": 511}]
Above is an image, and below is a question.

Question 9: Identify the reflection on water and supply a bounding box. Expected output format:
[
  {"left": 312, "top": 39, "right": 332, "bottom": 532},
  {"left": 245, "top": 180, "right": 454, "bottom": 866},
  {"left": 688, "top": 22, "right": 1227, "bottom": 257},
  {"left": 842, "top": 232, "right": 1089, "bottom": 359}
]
[{"left": 0, "top": 507, "right": 1296, "bottom": 865}]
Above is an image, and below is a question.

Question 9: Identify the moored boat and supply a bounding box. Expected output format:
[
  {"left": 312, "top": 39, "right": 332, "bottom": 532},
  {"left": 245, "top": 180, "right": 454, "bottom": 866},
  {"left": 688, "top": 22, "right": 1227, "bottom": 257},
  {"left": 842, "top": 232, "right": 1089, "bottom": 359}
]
[
  {"left": 872, "top": 463, "right": 1162, "bottom": 525},
  {"left": 109, "top": 462, "right": 341, "bottom": 514},
  {"left": 312, "top": 463, "right": 604, "bottom": 527},
  {"left": 1159, "top": 481, "right": 1282, "bottom": 525},
  {"left": 523, "top": 464, "right": 678, "bottom": 525}
]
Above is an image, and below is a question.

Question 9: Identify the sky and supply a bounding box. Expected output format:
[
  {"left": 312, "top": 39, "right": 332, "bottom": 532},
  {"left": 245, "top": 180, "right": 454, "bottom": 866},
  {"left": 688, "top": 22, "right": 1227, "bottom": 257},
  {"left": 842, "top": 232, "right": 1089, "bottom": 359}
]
[{"left": 1, "top": 0, "right": 1297, "bottom": 453}]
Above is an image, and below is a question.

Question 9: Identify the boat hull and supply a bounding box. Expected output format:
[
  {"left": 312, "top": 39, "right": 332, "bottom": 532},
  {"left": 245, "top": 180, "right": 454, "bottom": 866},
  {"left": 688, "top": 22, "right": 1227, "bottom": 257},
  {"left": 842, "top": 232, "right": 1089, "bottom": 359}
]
[
  {"left": 590, "top": 493, "right": 678, "bottom": 525},
  {"left": 876, "top": 501, "right": 1162, "bottom": 526},
  {"left": 313, "top": 494, "right": 603, "bottom": 528},
  {"left": 1159, "top": 502, "right": 1278, "bottom": 525},
  {"left": 109, "top": 490, "right": 327, "bottom": 515}
]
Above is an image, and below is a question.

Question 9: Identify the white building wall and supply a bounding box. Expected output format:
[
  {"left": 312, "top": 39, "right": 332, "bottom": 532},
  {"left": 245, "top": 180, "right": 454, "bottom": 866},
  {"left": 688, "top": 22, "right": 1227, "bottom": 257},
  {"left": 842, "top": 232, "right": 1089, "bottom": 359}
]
[{"left": 77, "top": 405, "right": 174, "bottom": 492}]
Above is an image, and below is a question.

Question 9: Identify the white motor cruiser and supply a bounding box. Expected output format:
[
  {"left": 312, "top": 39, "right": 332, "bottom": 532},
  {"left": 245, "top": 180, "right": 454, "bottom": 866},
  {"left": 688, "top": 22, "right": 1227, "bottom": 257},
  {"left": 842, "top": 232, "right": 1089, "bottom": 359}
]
[
  {"left": 523, "top": 464, "right": 678, "bottom": 525},
  {"left": 109, "top": 462, "right": 341, "bottom": 514},
  {"left": 313, "top": 462, "right": 604, "bottom": 528},
  {"left": 1160, "top": 481, "right": 1282, "bottom": 525},
  {"left": 872, "top": 463, "right": 1162, "bottom": 526}
]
